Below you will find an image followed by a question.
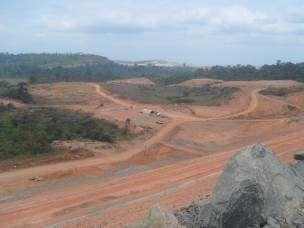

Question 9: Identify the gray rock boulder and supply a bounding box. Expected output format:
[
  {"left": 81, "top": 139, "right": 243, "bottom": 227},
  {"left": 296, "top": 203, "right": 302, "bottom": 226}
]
[
  {"left": 177, "top": 144, "right": 304, "bottom": 228},
  {"left": 293, "top": 161, "right": 304, "bottom": 178},
  {"left": 206, "top": 144, "right": 304, "bottom": 228},
  {"left": 129, "top": 204, "right": 185, "bottom": 228},
  {"left": 175, "top": 202, "right": 212, "bottom": 228}
]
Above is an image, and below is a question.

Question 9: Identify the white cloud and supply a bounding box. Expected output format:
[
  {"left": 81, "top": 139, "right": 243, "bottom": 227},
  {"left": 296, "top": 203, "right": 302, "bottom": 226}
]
[
  {"left": 2, "top": 0, "right": 304, "bottom": 64},
  {"left": 36, "top": 3, "right": 304, "bottom": 38}
]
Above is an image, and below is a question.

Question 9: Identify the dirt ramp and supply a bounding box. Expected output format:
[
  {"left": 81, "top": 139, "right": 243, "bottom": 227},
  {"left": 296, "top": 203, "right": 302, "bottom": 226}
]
[
  {"left": 237, "top": 94, "right": 301, "bottom": 119},
  {"left": 286, "top": 92, "right": 304, "bottom": 109},
  {"left": 126, "top": 144, "right": 199, "bottom": 166}
]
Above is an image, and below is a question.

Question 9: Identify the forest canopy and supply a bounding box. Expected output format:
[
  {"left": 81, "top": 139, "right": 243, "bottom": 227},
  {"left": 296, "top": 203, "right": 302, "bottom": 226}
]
[{"left": 0, "top": 53, "right": 304, "bottom": 85}]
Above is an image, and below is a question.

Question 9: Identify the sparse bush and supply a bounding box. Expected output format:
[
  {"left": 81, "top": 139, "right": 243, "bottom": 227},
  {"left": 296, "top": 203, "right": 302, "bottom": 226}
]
[
  {"left": 0, "top": 103, "right": 16, "bottom": 112},
  {"left": 0, "top": 108, "right": 127, "bottom": 159},
  {"left": 260, "top": 86, "right": 304, "bottom": 96},
  {"left": 105, "top": 84, "right": 239, "bottom": 106},
  {"left": 0, "top": 81, "right": 32, "bottom": 103}
]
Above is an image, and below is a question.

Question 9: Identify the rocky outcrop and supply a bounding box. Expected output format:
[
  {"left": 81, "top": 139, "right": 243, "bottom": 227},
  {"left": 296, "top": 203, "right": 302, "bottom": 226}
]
[
  {"left": 293, "top": 161, "right": 304, "bottom": 177},
  {"left": 176, "top": 144, "right": 304, "bottom": 228},
  {"left": 129, "top": 204, "right": 185, "bottom": 228},
  {"left": 133, "top": 144, "right": 304, "bottom": 228}
]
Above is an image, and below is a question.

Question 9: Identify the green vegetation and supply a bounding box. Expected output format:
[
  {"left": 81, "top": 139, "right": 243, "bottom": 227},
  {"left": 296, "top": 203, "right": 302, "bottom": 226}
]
[
  {"left": 105, "top": 84, "right": 239, "bottom": 106},
  {"left": 0, "top": 53, "right": 112, "bottom": 69},
  {"left": 0, "top": 106, "right": 127, "bottom": 159},
  {"left": 1, "top": 54, "right": 304, "bottom": 85},
  {"left": 0, "top": 53, "right": 195, "bottom": 84},
  {"left": 194, "top": 62, "right": 304, "bottom": 82},
  {"left": 160, "top": 61, "right": 304, "bottom": 85},
  {"left": 0, "top": 81, "right": 32, "bottom": 103},
  {"left": 260, "top": 86, "right": 304, "bottom": 96}
]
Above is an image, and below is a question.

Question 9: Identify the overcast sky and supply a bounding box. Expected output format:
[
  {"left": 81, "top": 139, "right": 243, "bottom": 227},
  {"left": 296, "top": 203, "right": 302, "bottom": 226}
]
[{"left": 1, "top": 0, "right": 304, "bottom": 65}]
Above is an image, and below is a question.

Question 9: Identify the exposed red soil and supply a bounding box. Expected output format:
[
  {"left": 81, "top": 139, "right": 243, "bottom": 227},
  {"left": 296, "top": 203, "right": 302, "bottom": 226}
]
[
  {"left": 126, "top": 143, "right": 200, "bottom": 166},
  {"left": 0, "top": 148, "right": 95, "bottom": 173},
  {"left": 30, "top": 82, "right": 107, "bottom": 106},
  {"left": 276, "top": 92, "right": 304, "bottom": 109},
  {"left": 0, "top": 79, "right": 304, "bottom": 227},
  {"left": 237, "top": 93, "right": 301, "bottom": 119}
]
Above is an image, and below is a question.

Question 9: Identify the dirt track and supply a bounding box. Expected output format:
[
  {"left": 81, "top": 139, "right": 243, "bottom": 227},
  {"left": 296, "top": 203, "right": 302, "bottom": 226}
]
[
  {"left": 94, "top": 84, "right": 130, "bottom": 109},
  {"left": 0, "top": 81, "right": 303, "bottom": 227},
  {"left": 0, "top": 86, "right": 256, "bottom": 186}
]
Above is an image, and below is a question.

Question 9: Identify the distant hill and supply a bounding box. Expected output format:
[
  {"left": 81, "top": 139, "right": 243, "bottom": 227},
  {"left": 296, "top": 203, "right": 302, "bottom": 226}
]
[
  {"left": 0, "top": 53, "right": 196, "bottom": 84},
  {"left": 0, "top": 53, "right": 113, "bottom": 69},
  {"left": 0, "top": 53, "right": 303, "bottom": 85}
]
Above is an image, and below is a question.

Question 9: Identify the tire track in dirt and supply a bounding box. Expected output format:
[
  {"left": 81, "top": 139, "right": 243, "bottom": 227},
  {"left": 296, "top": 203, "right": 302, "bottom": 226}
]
[
  {"left": 93, "top": 84, "right": 130, "bottom": 108},
  {"left": 0, "top": 85, "right": 290, "bottom": 227},
  {"left": 50, "top": 131, "right": 304, "bottom": 228},
  {"left": 0, "top": 150, "right": 233, "bottom": 227},
  {"left": 2, "top": 128, "right": 300, "bottom": 228},
  {"left": 0, "top": 84, "right": 257, "bottom": 182},
  {"left": 0, "top": 132, "right": 301, "bottom": 228}
]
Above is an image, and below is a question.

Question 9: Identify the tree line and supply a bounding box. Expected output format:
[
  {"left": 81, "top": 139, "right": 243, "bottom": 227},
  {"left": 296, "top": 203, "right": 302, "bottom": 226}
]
[
  {"left": 195, "top": 61, "right": 304, "bottom": 82},
  {"left": 0, "top": 53, "right": 196, "bottom": 84},
  {"left": 0, "top": 53, "right": 303, "bottom": 85}
]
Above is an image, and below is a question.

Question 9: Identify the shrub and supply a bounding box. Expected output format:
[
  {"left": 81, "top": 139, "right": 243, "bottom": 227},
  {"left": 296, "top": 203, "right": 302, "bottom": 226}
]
[{"left": 0, "top": 108, "right": 127, "bottom": 159}]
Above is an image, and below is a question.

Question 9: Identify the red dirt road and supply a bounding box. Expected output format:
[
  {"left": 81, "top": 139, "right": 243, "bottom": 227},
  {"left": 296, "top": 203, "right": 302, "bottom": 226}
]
[{"left": 0, "top": 82, "right": 303, "bottom": 227}]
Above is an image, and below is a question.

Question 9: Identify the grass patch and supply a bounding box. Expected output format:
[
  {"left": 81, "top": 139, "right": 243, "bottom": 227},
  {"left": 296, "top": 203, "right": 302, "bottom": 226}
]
[
  {"left": 0, "top": 105, "right": 128, "bottom": 159},
  {"left": 260, "top": 86, "right": 304, "bottom": 97},
  {"left": 104, "top": 84, "right": 239, "bottom": 106}
]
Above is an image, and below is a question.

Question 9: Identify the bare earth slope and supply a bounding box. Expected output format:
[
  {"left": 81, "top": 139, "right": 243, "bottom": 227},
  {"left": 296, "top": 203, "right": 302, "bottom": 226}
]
[{"left": 0, "top": 80, "right": 304, "bottom": 227}]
